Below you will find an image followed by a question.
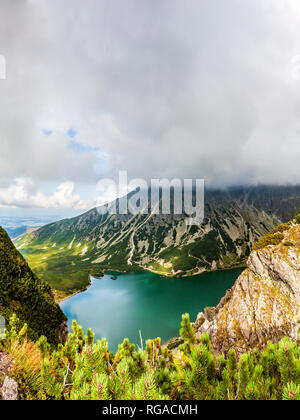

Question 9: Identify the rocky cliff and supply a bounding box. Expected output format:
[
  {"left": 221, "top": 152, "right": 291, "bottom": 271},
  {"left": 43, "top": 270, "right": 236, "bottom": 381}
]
[{"left": 194, "top": 215, "right": 300, "bottom": 354}]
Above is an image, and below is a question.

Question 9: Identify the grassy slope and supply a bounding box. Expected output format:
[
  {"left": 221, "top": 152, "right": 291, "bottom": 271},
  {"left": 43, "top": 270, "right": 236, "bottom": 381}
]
[{"left": 0, "top": 226, "right": 66, "bottom": 345}]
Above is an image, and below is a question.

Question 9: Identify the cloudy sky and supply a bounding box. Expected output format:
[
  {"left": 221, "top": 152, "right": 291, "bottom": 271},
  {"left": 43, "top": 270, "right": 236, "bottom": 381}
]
[{"left": 1, "top": 0, "right": 300, "bottom": 214}]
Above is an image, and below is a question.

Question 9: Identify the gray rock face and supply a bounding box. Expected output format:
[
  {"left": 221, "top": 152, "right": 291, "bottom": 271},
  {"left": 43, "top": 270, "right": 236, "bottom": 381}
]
[
  {"left": 58, "top": 320, "right": 69, "bottom": 344},
  {"left": 1, "top": 376, "right": 18, "bottom": 400},
  {"left": 194, "top": 223, "right": 300, "bottom": 355}
]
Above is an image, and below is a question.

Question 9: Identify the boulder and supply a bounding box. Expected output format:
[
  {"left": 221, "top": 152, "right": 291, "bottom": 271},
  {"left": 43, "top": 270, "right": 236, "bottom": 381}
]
[{"left": 1, "top": 376, "right": 18, "bottom": 400}]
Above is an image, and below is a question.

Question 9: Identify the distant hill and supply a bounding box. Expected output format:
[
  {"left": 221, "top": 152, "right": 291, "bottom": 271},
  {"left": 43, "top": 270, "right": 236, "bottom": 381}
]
[
  {"left": 5, "top": 226, "right": 27, "bottom": 239},
  {"left": 16, "top": 185, "right": 300, "bottom": 296},
  {"left": 0, "top": 226, "right": 67, "bottom": 344},
  {"left": 0, "top": 216, "right": 57, "bottom": 239}
]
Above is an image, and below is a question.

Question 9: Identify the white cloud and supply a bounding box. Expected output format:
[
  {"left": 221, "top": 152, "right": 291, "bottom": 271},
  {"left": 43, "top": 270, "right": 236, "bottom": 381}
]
[{"left": 0, "top": 178, "right": 92, "bottom": 210}]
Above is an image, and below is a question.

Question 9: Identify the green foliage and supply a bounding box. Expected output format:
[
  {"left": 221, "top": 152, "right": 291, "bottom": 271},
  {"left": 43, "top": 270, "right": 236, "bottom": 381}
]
[
  {"left": 253, "top": 214, "right": 300, "bottom": 251},
  {"left": 4, "top": 314, "right": 300, "bottom": 400},
  {"left": 0, "top": 227, "right": 66, "bottom": 345},
  {"left": 284, "top": 241, "right": 294, "bottom": 247},
  {"left": 189, "top": 230, "right": 222, "bottom": 262},
  {"left": 252, "top": 232, "right": 284, "bottom": 251},
  {"left": 180, "top": 313, "right": 196, "bottom": 350},
  {"left": 270, "top": 223, "right": 291, "bottom": 234},
  {"left": 294, "top": 211, "right": 300, "bottom": 225},
  {"left": 282, "top": 382, "right": 300, "bottom": 400}
]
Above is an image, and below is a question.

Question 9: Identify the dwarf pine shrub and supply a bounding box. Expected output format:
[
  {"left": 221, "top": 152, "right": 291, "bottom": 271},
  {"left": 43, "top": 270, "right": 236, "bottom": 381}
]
[{"left": 3, "top": 314, "right": 300, "bottom": 400}]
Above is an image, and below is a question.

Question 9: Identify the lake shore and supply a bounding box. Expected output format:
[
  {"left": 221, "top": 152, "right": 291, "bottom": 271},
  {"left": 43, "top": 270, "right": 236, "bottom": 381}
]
[
  {"left": 56, "top": 270, "right": 135, "bottom": 303},
  {"left": 56, "top": 264, "right": 246, "bottom": 304}
]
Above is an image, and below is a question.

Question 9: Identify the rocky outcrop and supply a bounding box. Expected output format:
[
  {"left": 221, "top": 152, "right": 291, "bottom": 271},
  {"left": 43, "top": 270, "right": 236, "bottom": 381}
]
[
  {"left": 194, "top": 222, "right": 300, "bottom": 354},
  {"left": 58, "top": 320, "right": 69, "bottom": 344},
  {"left": 1, "top": 376, "right": 18, "bottom": 400},
  {"left": 0, "top": 352, "right": 12, "bottom": 377}
]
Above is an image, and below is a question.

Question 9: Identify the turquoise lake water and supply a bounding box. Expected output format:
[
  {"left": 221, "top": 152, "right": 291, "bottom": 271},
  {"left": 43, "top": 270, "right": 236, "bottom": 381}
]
[{"left": 60, "top": 269, "right": 243, "bottom": 352}]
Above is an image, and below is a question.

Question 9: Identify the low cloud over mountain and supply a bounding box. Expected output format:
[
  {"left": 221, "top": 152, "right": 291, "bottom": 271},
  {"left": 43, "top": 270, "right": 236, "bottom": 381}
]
[{"left": 1, "top": 0, "right": 300, "bottom": 209}]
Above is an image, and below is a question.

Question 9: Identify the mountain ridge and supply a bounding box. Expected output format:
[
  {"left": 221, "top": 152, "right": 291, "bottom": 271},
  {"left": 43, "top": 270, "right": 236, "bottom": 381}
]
[{"left": 15, "top": 185, "right": 300, "bottom": 296}]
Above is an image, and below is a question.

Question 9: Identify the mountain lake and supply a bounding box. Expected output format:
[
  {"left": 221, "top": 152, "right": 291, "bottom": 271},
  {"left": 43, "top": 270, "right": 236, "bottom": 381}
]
[{"left": 60, "top": 268, "right": 243, "bottom": 352}]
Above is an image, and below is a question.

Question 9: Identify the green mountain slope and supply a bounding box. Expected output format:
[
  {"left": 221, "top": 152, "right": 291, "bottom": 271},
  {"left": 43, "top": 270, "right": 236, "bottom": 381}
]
[
  {"left": 0, "top": 226, "right": 67, "bottom": 344},
  {"left": 16, "top": 185, "right": 300, "bottom": 296}
]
